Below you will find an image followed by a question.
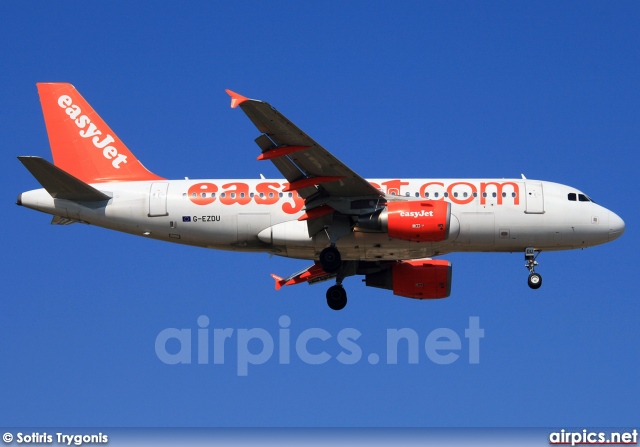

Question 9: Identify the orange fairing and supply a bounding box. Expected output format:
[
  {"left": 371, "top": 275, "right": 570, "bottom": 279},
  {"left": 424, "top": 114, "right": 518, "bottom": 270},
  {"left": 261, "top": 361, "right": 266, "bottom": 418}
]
[
  {"left": 36, "top": 83, "right": 164, "bottom": 184},
  {"left": 283, "top": 176, "right": 345, "bottom": 192},
  {"left": 257, "top": 145, "right": 310, "bottom": 161},
  {"left": 298, "top": 205, "right": 334, "bottom": 221},
  {"left": 386, "top": 200, "right": 450, "bottom": 242},
  {"left": 392, "top": 260, "right": 452, "bottom": 299}
]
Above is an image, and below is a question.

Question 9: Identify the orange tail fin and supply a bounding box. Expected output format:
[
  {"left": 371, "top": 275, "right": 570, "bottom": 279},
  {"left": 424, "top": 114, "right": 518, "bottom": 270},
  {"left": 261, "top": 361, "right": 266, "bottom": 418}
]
[{"left": 37, "top": 83, "right": 164, "bottom": 183}]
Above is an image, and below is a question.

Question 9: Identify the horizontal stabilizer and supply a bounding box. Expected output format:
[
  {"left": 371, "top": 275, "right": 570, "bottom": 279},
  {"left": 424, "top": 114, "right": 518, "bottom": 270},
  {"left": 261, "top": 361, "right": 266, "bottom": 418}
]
[{"left": 18, "top": 156, "right": 111, "bottom": 202}]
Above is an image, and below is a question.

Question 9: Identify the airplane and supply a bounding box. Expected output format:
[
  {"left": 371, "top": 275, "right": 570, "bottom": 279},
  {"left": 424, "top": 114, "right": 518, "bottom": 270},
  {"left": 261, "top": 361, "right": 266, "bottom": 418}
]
[{"left": 17, "top": 83, "right": 625, "bottom": 310}]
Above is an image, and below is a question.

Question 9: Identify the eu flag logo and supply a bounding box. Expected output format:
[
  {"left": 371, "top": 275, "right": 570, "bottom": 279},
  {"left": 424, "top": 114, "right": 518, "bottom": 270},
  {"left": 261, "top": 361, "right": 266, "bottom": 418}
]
[{"left": 182, "top": 216, "right": 191, "bottom": 222}]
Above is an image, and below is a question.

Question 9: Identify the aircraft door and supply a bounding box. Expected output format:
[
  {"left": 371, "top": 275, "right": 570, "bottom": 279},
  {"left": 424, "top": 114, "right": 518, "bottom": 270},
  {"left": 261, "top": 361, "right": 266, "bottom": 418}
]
[
  {"left": 525, "top": 182, "right": 544, "bottom": 214},
  {"left": 149, "top": 182, "right": 169, "bottom": 217}
]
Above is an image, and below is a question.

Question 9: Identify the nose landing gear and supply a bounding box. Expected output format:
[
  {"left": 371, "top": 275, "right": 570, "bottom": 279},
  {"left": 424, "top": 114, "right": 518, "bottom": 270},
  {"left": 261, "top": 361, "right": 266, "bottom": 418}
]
[{"left": 525, "top": 247, "right": 542, "bottom": 289}]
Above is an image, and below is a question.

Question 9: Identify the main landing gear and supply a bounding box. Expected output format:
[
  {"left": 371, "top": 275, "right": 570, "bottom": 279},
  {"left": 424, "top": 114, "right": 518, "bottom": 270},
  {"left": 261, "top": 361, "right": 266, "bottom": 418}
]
[
  {"left": 319, "top": 245, "right": 341, "bottom": 273},
  {"left": 326, "top": 284, "right": 347, "bottom": 311},
  {"left": 525, "top": 247, "right": 542, "bottom": 289},
  {"left": 320, "top": 245, "right": 349, "bottom": 310}
]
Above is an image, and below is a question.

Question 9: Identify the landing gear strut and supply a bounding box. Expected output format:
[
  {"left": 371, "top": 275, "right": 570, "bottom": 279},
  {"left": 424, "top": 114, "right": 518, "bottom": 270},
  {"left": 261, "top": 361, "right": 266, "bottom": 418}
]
[
  {"left": 320, "top": 221, "right": 350, "bottom": 309},
  {"left": 324, "top": 257, "right": 354, "bottom": 311},
  {"left": 525, "top": 247, "right": 542, "bottom": 289}
]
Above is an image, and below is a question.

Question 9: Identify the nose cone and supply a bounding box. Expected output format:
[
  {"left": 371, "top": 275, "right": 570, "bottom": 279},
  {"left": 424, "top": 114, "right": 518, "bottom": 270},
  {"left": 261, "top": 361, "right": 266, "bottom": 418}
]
[{"left": 608, "top": 211, "right": 625, "bottom": 241}]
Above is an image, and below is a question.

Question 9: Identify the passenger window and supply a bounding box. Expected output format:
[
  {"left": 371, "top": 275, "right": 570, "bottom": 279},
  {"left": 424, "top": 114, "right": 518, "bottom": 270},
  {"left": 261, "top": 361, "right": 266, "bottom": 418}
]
[
  {"left": 453, "top": 192, "right": 458, "bottom": 198},
  {"left": 268, "top": 192, "right": 274, "bottom": 198},
  {"left": 230, "top": 193, "right": 236, "bottom": 198},
  {"left": 221, "top": 193, "right": 226, "bottom": 198},
  {"left": 240, "top": 192, "right": 245, "bottom": 198},
  {"left": 568, "top": 193, "right": 576, "bottom": 201},
  {"left": 182, "top": 193, "right": 187, "bottom": 197},
  {"left": 279, "top": 193, "right": 283, "bottom": 198},
  {"left": 191, "top": 193, "right": 196, "bottom": 198},
  {"left": 424, "top": 192, "right": 429, "bottom": 198},
  {"left": 463, "top": 192, "right": 468, "bottom": 198},
  {"left": 502, "top": 192, "right": 506, "bottom": 198},
  {"left": 288, "top": 193, "right": 292, "bottom": 198},
  {"left": 482, "top": 192, "right": 487, "bottom": 198},
  {"left": 260, "top": 192, "right": 264, "bottom": 198},
  {"left": 250, "top": 192, "right": 254, "bottom": 198},
  {"left": 415, "top": 192, "right": 419, "bottom": 198},
  {"left": 473, "top": 192, "right": 478, "bottom": 197},
  {"left": 405, "top": 192, "right": 410, "bottom": 197},
  {"left": 444, "top": 192, "right": 449, "bottom": 197},
  {"left": 434, "top": 192, "right": 439, "bottom": 198},
  {"left": 492, "top": 192, "right": 497, "bottom": 198},
  {"left": 511, "top": 192, "right": 516, "bottom": 197}
]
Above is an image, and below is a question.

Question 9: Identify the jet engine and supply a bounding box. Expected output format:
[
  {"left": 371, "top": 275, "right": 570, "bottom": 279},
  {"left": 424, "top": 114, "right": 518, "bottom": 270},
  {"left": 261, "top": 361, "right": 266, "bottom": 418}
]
[
  {"left": 365, "top": 259, "right": 452, "bottom": 299},
  {"left": 358, "top": 200, "right": 458, "bottom": 242}
]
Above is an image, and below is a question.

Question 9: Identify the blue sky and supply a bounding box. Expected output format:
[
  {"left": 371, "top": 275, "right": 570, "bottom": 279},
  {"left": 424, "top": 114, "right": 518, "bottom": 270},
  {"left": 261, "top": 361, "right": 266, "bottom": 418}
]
[{"left": 1, "top": 1, "right": 638, "bottom": 428}]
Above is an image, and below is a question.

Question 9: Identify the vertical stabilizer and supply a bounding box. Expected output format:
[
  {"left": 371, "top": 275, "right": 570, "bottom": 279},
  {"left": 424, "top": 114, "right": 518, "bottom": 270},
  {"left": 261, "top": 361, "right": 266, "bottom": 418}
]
[{"left": 37, "top": 83, "right": 164, "bottom": 183}]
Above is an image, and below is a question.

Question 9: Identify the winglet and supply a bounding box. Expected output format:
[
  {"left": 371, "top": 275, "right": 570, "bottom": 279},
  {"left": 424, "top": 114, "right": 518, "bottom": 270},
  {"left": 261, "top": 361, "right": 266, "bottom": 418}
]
[
  {"left": 225, "top": 90, "right": 249, "bottom": 108},
  {"left": 270, "top": 273, "right": 285, "bottom": 291}
]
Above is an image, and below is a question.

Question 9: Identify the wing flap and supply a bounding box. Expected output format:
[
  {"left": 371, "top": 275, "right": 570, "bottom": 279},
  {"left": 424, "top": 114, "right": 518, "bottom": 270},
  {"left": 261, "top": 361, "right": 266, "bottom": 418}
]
[{"left": 51, "top": 215, "right": 80, "bottom": 225}]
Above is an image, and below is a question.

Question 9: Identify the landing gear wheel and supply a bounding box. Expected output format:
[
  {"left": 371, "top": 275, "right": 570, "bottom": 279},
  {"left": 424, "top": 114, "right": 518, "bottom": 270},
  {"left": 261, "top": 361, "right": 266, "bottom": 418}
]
[
  {"left": 524, "top": 247, "right": 542, "bottom": 290},
  {"left": 326, "top": 285, "right": 347, "bottom": 310},
  {"left": 528, "top": 273, "right": 542, "bottom": 289},
  {"left": 320, "top": 246, "right": 342, "bottom": 273}
]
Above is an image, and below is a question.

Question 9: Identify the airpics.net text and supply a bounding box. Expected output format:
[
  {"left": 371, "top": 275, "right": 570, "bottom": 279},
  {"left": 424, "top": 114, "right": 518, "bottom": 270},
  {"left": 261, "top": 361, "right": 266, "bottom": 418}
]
[{"left": 155, "top": 316, "right": 484, "bottom": 376}]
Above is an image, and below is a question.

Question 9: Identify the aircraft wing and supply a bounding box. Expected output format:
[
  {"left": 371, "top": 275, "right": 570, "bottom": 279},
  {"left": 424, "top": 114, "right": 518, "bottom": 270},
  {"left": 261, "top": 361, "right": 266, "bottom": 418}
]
[
  {"left": 270, "top": 262, "right": 337, "bottom": 290},
  {"left": 226, "top": 90, "right": 383, "bottom": 202}
]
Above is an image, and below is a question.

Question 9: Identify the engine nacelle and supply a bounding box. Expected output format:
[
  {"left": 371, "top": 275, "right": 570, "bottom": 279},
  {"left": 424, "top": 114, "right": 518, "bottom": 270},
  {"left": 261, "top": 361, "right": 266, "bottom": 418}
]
[
  {"left": 358, "top": 200, "right": 456, "bottom": 242},
  {"left": 365, "top": 259, "right": 452, "bottom": 299}
]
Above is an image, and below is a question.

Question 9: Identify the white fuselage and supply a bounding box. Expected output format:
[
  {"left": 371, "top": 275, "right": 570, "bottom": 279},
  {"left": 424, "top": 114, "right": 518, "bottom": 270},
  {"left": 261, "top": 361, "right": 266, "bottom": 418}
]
[{"left": 18, "top": 177, "right": 625, "bottom": 261}]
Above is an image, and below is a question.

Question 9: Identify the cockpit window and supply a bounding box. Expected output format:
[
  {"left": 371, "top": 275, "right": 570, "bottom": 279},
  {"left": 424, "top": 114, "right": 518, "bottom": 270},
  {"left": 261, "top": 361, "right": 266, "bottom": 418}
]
[{"left": 569, "top": 192, "right": 595, "bottom": 203}]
